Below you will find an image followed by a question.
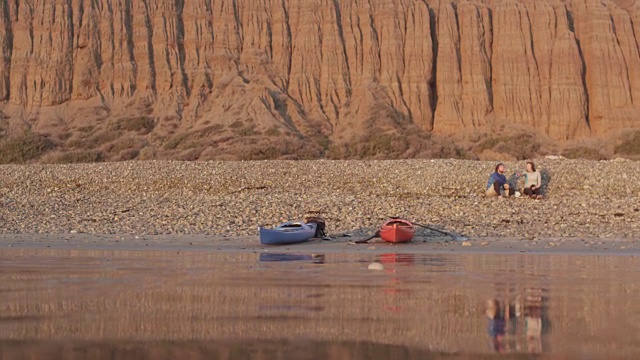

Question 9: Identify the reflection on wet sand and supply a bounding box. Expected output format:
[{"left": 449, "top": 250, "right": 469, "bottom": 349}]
[
  {"left": 1, "top": 248, "right": 639, "bottom": 359},
  {"left": 0, "top": 340, "right": 563, "bottom": 360},
  {"left": 485, "top": 287, "right": 550, "bottom": 354},
  {"left": 259, "top": 252, "right": 326, "bottom": 263}
]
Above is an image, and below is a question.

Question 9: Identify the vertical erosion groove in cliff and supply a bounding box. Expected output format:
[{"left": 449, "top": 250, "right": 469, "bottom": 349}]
[{"left": 0, "top": 0, "right": 639, "bottom": 158}]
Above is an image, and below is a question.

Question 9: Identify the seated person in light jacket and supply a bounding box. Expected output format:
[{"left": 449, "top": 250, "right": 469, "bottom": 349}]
[{"left": 517, "top": 161, "right": 543, "bottom": 199}]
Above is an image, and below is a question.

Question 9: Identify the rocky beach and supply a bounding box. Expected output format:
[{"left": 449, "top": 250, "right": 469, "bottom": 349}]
[{"left": 1, "top": 159, "right": 638, "bottom": 246}]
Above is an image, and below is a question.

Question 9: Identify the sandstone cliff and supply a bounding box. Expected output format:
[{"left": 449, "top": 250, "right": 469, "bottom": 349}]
[{"left": 0, "top": 0, "right": 639, "bottom": 161}]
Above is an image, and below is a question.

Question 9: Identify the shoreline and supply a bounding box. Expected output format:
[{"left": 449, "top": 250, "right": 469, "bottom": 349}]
[{"left": 1, "top": 233, "right": 638, "bottom": 256}]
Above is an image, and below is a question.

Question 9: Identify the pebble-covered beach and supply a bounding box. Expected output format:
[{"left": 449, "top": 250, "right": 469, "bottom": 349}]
[{"left": 1, "top": 159, "right": 639, "bottom": 240}]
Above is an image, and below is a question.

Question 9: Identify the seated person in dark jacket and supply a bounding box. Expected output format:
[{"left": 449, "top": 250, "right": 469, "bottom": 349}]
[{"left": 486, "top": 163, "right": 513, "bottom": 197}]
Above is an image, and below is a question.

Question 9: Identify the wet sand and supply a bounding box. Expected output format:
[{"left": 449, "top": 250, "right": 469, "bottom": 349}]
[{"left": 1, "top": 244, "right": 639, "bottom": 360}]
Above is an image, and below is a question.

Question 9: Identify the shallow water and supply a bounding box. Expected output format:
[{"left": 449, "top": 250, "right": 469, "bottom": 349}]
[{"left": 1, "top": 248, "right": 639, "bottom": 360}]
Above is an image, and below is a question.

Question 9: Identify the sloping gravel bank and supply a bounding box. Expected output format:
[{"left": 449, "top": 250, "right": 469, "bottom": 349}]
[{"left": 1, "top": 159, "right": 638, "bottom": 240}]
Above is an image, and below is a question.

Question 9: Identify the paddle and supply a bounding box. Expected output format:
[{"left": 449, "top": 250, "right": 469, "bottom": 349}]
[
  {"left": 412, "top": 222, "right": 468, "bottom": 241},
  {"left": 355, "top": 230, "right": 380, "bottom": 244}
]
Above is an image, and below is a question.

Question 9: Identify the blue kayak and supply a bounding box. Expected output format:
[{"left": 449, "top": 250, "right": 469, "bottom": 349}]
[{"left": 259, "top": 221, "right": 318, "bottom": 245}]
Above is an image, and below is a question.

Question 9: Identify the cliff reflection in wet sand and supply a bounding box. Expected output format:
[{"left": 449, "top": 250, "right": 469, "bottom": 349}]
[{"left": 1, "top": 248, "right": 639, "bottom": 360}]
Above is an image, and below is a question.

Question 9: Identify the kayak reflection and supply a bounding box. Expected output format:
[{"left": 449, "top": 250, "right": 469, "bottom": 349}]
[{"left": 259, "top": 253, "right": 325, "bottom": 264}]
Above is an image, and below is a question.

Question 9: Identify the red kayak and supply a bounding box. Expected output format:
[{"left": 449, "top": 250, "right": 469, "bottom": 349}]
[{"left": 379, "top": 219, "right": 416, "bottom": 243}]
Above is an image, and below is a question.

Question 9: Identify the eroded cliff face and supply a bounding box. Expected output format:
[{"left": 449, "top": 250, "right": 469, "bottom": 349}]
[{"left": 0, "top": 0, "right": 639, "bottom": 160}]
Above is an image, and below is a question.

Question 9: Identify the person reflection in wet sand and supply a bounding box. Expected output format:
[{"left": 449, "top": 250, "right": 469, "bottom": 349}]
[
  {"left": 484, "top": 287, "right": 550, "bottom": 354},
  {"left": 485, "top": 299, "right": 506, "bottom": 352},
  {"left": 523, "top": 288, "right": 549, "bottom": 354},
  {"left": 525, "top": 303, "right": 543, "bottom": 353}
]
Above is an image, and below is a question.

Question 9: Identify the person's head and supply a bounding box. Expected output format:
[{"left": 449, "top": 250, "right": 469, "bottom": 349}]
[
  {"left": 495, "top": 163, "right": 505, "bottom": 174},
  {"left": 526, "top": 161, "right": 536, "bottom": 172}
]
